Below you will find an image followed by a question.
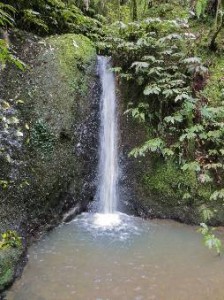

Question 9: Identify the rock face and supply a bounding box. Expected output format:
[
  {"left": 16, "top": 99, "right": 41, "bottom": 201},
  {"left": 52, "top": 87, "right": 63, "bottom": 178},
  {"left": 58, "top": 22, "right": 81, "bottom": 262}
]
[{"left": 0, "top": 32, "right": 99, "bottom": 292}]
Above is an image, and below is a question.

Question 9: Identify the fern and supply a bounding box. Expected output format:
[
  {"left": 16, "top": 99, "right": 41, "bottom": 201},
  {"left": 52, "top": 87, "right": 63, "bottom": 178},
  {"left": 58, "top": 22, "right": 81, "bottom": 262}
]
[
  {"left": 129, "top": 138, "right": 165, "bottom": 157},
  {"left": 100, "top": 16, "right": 224, "bottom": 231},
  {"left": 181, "top": 161, "right": 201, "bottom": 172},
  {"left": 22, "top": 9, "right": 48, "bottom": 32},
  {"left": 143, "top": 84, "right": 161, "bottom": 95},
  {"left": 0, "top": 39, "right": 25, "bottom": 70},
  {"left": 195, "top": 0, "right": 208, "bottom": 18},
  {"left": 210, "top": 189, "right": 224, "bottom": 201},
  {"left": 0, "top": 2, "right": 15, "bottom": 27},
  {"left": 131, "top": 61, "right": 149, "bottom": 72}
]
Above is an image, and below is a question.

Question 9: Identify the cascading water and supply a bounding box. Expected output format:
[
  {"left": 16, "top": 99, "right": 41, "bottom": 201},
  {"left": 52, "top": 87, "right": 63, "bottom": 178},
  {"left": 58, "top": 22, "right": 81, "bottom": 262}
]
[
  {"left": 93, "top": 56, "right": 120, "bottom": 227},
  {"left": 97, "top": 56, "right": 119, "bottom": 214}
]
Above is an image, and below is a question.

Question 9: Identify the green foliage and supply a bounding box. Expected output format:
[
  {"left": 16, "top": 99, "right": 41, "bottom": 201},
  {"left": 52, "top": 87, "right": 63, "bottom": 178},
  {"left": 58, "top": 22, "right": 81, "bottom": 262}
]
[
  {"left": 22, "top": 9, "right": 49, "bottom": 32},
  {"left": 30, "top": 119, "right": 56, "bottom": 157},
  {"left": 0, "top": 39, "right": 25, "bottom": 69},
  {"left": 181, "top": 161, "right": 201, "bottom": 172},
  {"left": 130, "top": 138, "right": 165, "bottom": 157},
  {"left": 194, "top": 0, "right": 224, "bottom": 50},
  {"left": 210, "top": 189, "right": 224, "bottom": 201},
  {"left": 2, "top": 0, "right": 103, "bottom": 37},
  {"left": 0, "top": 246, "right": 22, "bottom": 290},
  {"left": 195, "top": 0, "right": 208, "bottom": 18},
  {"left": 0, "top": 2, "right": 15, "bottom": 27},
  {"left": 125, "top": 102, "right": 149, "bottom": 122},
  {"left": 143, "top": 160, "right": 210, "bottom": 205},
  {"left": 0, "top": 180, "right": 9, "bottom": 189},
  {"left": 199, "top": 205, "right": 214, "bottom": 221},
  {"left": 30, "top": 119, "right": 56, "bottom": 155},
  {"left": 0, "top": 231, "right": 22, "bottom": 249},
  {"left": 198, "top": 223, "right": 222, "bottom": 255},
  {"left": 100, "top": 15, "right": 224, "bottom": 225}
]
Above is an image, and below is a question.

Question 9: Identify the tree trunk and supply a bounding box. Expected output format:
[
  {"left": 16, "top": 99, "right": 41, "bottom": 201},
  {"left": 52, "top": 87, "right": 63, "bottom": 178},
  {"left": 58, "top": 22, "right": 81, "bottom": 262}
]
[
  {"left": 209, "top": 0, "right": 223, "bottom": 50},
  {"left": 209, "top": 19, "right": 223, "bottom": 50},
  {"left": 132, "top": 0, "right": 138, "bottom": 21},
  {"left": 83, "top": 0, "right": 90, "bottom": 10}
]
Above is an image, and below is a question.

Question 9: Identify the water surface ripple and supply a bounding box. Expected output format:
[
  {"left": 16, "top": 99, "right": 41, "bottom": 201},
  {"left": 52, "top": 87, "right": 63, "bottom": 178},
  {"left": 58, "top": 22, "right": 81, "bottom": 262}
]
[{"left": 7, "top": 213, "right": 224, "bottom": 300}]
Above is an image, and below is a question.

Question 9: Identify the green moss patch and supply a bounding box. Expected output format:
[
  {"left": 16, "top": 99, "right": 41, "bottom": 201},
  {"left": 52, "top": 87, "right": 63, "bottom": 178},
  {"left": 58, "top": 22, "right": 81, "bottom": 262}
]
[
  {"left": 203, "top": 55, "right": 224, "bottom": 105},
  {"left": 48, "top": 34, "right": 96, "bottom": 80},
  {"left": 143, "top": 159, "right": 211, "bottom": 206},
  {"left": 0, "top": 248, "right": 23, "bottom": 291}
]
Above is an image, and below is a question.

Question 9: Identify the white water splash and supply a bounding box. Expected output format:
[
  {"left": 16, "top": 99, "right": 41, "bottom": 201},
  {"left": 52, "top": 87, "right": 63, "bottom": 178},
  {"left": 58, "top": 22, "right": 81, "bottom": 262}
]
[
  {"left": 93, "top": 213, "right": 121, "bottom": 228},
  {"left": 97, "top": 56, "right": 119, "bottom": 214}
]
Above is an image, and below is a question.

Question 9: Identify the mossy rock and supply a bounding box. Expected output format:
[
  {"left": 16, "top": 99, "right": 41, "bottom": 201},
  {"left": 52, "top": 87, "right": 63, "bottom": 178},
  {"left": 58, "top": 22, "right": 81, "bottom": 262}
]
[
  {"left": 48, "top": 34, "right": 96, "bottom": 80},
  {"left": 143, "top": 159, "right": 211, "bottom": 206},
  {"left": 0, "top": 248, "right": 23, "bottom": 292},
  {"left": 0, "top": 30, "right": 98, "bottom": 259},
  {"left": 140, "top": 159, "right": 212, "bottom": 222},
  {"left": 0, "top": 30, "right": 99, "bottom": 294}
]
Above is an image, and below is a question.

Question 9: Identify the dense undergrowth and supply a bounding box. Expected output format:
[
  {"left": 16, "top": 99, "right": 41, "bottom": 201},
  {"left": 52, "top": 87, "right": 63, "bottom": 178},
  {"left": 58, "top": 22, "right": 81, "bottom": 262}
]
[
  {"left": 0, "top": 0, "right": 224, "bottom": 255},
  {"left": 1, "top": 0, "right": 103, "bottom": 37},
  {"left": 97, "top": 0, "right": 224, "bottom": 253}
]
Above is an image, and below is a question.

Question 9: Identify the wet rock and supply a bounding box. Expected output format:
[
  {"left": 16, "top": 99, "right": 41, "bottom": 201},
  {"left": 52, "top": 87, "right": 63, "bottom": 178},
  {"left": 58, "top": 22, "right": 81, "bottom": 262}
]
[{"left": 0, "top": 31, "right": 99, "bottom": 293}]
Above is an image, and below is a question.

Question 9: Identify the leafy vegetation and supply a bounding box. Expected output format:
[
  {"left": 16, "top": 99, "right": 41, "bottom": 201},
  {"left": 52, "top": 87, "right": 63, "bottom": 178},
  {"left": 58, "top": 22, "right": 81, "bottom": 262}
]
[
  {"left": 101, "top": 18, "right": 223, "bottom": 186},
  {"left": 0, "top": 0, "right": 224, "bottom": 256},
  {"left": 97, "top": 0, "right": 224, "bottom": 252},
  {"left": 198, "top": 223, "right": 222, "bottom": 255},
  {"left": 0, "top": 2, "right": 15, "bottom": 27},
  {"left": 0, "top": 231, "right": 22, "bottom": 249},
  {"left": 30, "top": 120, "right": 56, "bottom": 157},
  {"left": 0, "top": 0, "right": 103, "bottom": 38},
  {"left": 195, "top": 0, "right": 224, "bottom": 50}
]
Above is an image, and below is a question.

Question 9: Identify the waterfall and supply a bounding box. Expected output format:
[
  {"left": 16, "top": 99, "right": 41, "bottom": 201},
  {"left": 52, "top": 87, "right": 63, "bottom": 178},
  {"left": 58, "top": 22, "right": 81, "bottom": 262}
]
[{"left": 97, "top": 56, "right": 119, "bottom": 214}]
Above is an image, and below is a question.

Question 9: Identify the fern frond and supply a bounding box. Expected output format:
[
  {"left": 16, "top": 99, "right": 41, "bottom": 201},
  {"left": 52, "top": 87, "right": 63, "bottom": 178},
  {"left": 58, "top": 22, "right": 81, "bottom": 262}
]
[
  {"left": 22, "top": 9, "right": 48, "bottom": 32},
  {"left": 0, "top": 2, "right": 15, "bottom": 27},
  {"left": 195, "top": 0, "right": 208, "bottom": 18}
]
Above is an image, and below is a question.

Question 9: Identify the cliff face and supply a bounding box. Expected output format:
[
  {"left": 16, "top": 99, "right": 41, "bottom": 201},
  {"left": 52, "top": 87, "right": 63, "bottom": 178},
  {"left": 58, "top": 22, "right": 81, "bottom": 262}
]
[{"left": 0, "top": 31, "right": 99, "bottom": 292}]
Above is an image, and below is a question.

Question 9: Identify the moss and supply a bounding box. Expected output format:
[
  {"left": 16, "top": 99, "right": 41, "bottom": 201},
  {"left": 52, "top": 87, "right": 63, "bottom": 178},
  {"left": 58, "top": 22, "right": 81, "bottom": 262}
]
[
  {"left": 29, "top": 33, "right": 97, "bottom": 133},
  {"left": 203, "top": 54, "right": 224, "bottom": 105},
  {"left": 0, "top": 29, "right": 99, "bottom": 294},
  {"left": 0, "top": 31, "right": 98, "bottom": 271},
  {"left": 143, "top": 159, "right": 211, "bottom": 205},
  {"left": 30, "top": 119, "right": 56, "bottom": 157},
  {"left": 21, "top": 33, "right": 97, "bottom": 223},
  {"left": 0, "top": 248, "right": 22, "bottom": 291},
  {"left": 48, "top": 34, "right": 96, "bottom": 81}
]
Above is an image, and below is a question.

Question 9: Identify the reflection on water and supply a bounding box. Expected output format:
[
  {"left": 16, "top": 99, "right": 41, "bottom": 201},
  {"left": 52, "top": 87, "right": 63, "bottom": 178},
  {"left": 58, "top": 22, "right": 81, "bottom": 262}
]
[{"left": 7, "top": 213, "right": 224, "bottom": 300}]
